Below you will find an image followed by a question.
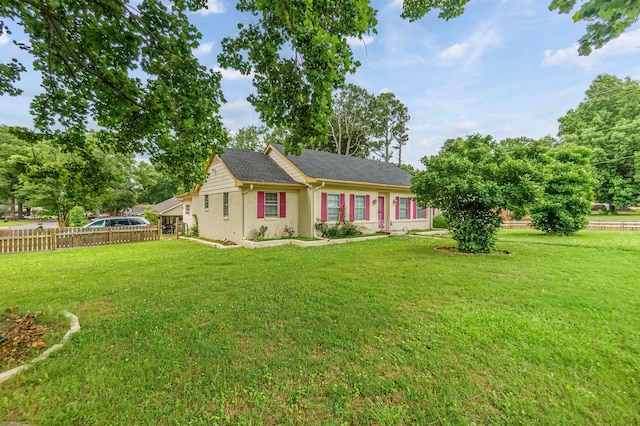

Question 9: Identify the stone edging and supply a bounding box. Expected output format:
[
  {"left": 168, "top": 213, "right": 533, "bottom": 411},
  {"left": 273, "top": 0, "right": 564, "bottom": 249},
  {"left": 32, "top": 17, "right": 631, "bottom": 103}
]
[
  {"left": 0, "top": 311, "right": 80, "bottom": 385},
  {"left": 183, "top": 234, "right": 389, "bottom": 250}
]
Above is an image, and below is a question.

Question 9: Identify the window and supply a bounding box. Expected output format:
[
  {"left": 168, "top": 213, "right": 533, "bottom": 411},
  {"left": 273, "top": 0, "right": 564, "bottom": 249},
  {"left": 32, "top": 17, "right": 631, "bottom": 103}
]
[
  {"left": 204, "top": 195, "right": 209, "bottom": 211},
  {"left": 223, "top": 192, "right": 229, "bottom": 217},
  {"left": 185, "top": 204, "right": 190, "bottom": 215},
  {"left": 399, "top": 197, "right": 408, "bottom": 219},
  {"left": 327, "top": 194, "right": 340, "bottom": 222},
  {"left": 354, "top": 195, "right": 366, "bottom": 221},
  {"left": 416, "top": 206, "right": 425, "bottom": 219},
  {"left": 264, "top": 192, "right": 279, "bottom": 217}
]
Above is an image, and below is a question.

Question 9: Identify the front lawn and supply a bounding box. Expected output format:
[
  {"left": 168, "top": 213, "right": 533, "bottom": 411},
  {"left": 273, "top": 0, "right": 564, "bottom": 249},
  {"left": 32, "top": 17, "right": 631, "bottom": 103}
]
[{"left": 1, "top": 232, "right": 638, "bottom": 424}]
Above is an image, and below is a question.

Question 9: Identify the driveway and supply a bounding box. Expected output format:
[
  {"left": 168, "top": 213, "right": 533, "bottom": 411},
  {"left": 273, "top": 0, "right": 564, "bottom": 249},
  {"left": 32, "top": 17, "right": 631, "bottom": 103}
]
[{"left": 8, "top": 220, "right": 59, "bottom": 230}]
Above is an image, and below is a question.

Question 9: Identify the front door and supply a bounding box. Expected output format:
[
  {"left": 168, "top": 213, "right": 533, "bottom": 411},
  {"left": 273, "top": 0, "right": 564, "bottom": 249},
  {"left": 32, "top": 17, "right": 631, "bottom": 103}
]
[{"left": 378, "top": 196, "right": 385, "bottom": 229}]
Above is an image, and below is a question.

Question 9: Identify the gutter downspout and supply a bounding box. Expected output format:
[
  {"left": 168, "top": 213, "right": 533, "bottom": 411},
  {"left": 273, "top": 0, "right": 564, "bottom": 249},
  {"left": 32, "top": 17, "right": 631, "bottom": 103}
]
[
  {"left": 242, "top": 184, "right": 254, "bottom": 240},
  {"left": 311, "top": 181, "right": 326, "bottom": 238}
]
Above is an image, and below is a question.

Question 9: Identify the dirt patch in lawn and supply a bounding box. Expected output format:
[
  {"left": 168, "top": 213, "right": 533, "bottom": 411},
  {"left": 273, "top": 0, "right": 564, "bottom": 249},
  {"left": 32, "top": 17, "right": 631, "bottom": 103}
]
[
  {"left": 434, "top": 246, "right": 511, "bottom": 256},
  {"left": 0, "top": 307, "right": 64, "bottom": 371}
]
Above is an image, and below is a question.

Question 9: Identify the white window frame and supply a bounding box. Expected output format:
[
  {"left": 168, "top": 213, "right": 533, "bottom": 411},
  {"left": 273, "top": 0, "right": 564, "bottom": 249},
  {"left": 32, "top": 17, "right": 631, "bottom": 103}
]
[
  {"left": 399, "top": 198, "right": 408, "bottom": 219},
  {"left": 354, "top": 195, "right": 366, "bottom": 221},
  {"left": 264, "top": 192, "right": 279, "bottom": 218},
  {"left": 185, "top": 204, "right": 191, "bottom": 215},
  {"left": 223, "top": 192, "right": 229, "bottom": 217},
  {"left": 327, "top": 194, "right": 340, "bottom": 222}
]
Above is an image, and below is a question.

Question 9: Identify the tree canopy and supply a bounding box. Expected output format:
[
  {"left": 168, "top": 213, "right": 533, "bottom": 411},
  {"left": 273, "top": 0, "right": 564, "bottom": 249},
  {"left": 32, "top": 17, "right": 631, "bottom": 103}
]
[
  {"left": 1, "top": 0, "right": 226, "bottom": 188},
  {"left": 401, "top": 0, "right": 640, "bottom": 55},
  {"left": 412, "top": 134, "right": 536, "bottom": 253},
  {"left": 558, "top": 74, "right": 640, "bottom": 209},
  {"left": 218, "top": 1, "right": 377, "bottom": 156}
]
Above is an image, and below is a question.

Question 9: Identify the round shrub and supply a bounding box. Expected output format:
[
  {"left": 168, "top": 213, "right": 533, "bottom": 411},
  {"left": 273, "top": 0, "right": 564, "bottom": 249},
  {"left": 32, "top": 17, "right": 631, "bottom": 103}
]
[{"left": 432, "top": 214, "right": 448, "bottom": 229}]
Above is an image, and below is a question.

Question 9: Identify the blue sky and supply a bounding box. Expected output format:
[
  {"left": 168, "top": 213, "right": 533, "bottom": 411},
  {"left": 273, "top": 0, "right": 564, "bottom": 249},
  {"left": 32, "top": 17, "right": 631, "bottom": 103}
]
[{"left": 1, "top": 0, "right": 639, "bottom": 169}]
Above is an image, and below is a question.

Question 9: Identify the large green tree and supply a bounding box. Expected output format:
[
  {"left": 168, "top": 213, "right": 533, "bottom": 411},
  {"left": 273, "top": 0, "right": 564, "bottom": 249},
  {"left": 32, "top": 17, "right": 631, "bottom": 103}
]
[
  {"left": 1, "top": 0, "right": 225, "bottom": 188},
  {"left": 530, "top": 145, "right": 595, "bottom": 235},
  {"left": 558, "top": 74, "right": 640, "bottom": 210},
  {"left": 412, "top": 134, "right": 535, "bottom": 253},
  {"left": 0, "top": 126, "right": 31, "bottom": 219},
  {"left": 219, "top": 1, "right": 377, "bottom": 155},
  {"left": 401, "top": 0, "right": 640, "bottom": 55},
  {"left": 323, "top": 84, "right": 376, "bottom": 157},
  {"left": 370, "top": 92, "right": 410, "bottom": 165},
  {"left": 16, "top": 139, "right": 111, "bottom": 226},
  {"left": 133, "top": 162, "right": 184, "bottom": 205}
]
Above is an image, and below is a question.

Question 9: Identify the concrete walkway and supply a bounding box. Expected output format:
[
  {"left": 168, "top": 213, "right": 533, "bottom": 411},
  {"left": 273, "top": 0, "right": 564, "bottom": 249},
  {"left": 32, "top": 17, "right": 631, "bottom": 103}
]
[{"left": 413, "top": 229, "right": 448, "bottom": 236}]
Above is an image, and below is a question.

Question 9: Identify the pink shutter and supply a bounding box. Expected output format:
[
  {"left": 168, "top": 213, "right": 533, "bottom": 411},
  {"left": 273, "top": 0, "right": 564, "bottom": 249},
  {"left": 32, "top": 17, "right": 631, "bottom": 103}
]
[
  {"left": 321, "top": 192, "right": 327, "bottom": 221},
  {"left": 279, "top": 192, "right": 286, "bottom": 218},
  {"left": 413, "top": 201, "right": 418, "bottom": 219},
  {"left": 349, "top": 194, "right": 355, "bottom": 221},
  {"left": 407, "top": 199, "right": 412, "bottom": 219},
  {"left": 395, "top": 196, "right": 400, "bottom": 219},
  {"left": 365, "top": 195, "right": 370, "bottom": 221},
  {"left": 340, "top": 193, "right": 346, "bottom": 221},
  {"left": 257, "top": 191, "right": 265, "bottom": 218}
]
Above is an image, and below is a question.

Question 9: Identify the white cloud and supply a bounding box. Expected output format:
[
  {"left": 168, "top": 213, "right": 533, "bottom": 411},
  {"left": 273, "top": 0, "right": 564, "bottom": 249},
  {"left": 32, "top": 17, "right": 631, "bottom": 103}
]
[
  {"left": 456, "top": 120, "right": 481, "bottom": 132},
  {"left": 440, "top": 43, "right": 468, "bottom": 59},
  {"left": 221, "top": 98, "right": 252, "bottom": 112},
  {"left": 212, "top": 67, "right": 252, "bottom": 80},
  {"left": 438, "top": 25, "right": 501, "bottom": 69},
  {"left": 0, "top": 32, "right": 9, "bottom": 47},
  {"left": 542, "top": 29, "right": 640, "bottom": 69},
  {"left": 193, "top": 42, "right": 214, "bottom": 57},
  {"left": 347, "top": 35, "right": 375, "bottom": 47},
  {"left": 194, "top": 0, "right": 225, "bottom": 15}
]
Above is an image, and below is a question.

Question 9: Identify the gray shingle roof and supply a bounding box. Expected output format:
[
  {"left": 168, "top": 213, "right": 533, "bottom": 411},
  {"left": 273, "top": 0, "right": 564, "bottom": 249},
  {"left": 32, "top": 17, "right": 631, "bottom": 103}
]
[
  {"left": 221, "top": 148, "right": 300, "bottom": 184},
  {"left": 153, "top": 197, "right": 182, "bottom": 214},
  {"left": 271, "top": 144, "right": 412, "bottom": 187}
]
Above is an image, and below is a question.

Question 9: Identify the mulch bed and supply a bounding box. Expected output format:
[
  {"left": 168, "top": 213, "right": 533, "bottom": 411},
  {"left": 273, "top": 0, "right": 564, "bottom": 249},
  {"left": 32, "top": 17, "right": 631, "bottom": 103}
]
[
  {"left": 434, "top": 246, "right": 512, "bottom": 256},
  {"left": 1, "top": 307, "right": 49, "bottom": 370}
]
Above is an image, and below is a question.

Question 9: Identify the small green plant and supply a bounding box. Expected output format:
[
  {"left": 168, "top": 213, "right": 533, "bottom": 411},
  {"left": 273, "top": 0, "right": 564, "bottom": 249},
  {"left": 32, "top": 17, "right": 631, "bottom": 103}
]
[
  {"left": 190, "top": 214, "right": 199, "bottom": 237},
  {"left": 68, "top": 206, "right": 88, "bottom": 227},
  {"left": 254, "top": 225, "right": 268, "bottom": 241},
  {"left": 314, "top": 220, "right": 362, "bottom": 238},
  {"left": 432, "top": 215, "right": 448, "bottom": 229},
  {"left": 283, "top": 225, "right": 295, "bottom": 238}
]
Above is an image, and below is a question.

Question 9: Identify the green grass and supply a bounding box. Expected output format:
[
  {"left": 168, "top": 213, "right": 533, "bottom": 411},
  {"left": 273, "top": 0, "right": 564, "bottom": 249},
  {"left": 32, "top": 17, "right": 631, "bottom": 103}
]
[
  {"left": 0, "top": 220, "right": 42, "bottom": 227},
  {"left": 589, "top": 213, "right": 640, "bottom": 221},
  {"left": 1, "top": 232, "right": 639, "bottom": 424}
]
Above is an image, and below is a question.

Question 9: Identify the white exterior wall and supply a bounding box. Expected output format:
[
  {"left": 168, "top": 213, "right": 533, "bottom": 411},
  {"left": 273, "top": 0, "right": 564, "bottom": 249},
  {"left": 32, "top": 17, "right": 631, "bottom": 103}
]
[
  {"left": 244, "top": 187, "right": 300, "bottom": 239},
  {"left": 311, "top": 185, "right": 432, "bottom": 236}
]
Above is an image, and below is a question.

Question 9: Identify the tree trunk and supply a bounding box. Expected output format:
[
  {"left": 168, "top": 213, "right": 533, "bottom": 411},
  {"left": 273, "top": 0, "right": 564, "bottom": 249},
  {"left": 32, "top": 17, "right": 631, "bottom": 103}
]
[
  {"left": 17, "top": 202, "right": 23, "bottom": 220},
  {"left": 9, "top": 193, "right": 16, "bottom": 220}
]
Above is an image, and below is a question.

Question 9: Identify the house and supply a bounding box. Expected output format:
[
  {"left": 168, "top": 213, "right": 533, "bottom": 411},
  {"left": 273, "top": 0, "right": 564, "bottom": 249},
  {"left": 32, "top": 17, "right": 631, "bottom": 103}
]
[
  {"left": 179, "top": 144, "right": 435, "bottom": 243},
  {"left": 152, "top": 197, "right": 183, "bottom": 233}
]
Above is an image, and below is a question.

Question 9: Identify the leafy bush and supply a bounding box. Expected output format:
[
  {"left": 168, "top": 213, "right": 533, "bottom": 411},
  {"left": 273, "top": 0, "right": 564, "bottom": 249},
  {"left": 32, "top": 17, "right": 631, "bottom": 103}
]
[
  {"left": 530, "top": 146, "right": 594, "bottom": 236},
  {"left": 68, "top": 206, "right": 88, "bottom": 227},
  {"left": 283, "top": 225, "right": 295, "bottom": 238},
  {"left": 314, "top": 220, "right": 362, "bottom": 238},
  {"left": 142, "top": 207, "right": 159, "bottom": 225},
  {"left": 432, "top": 215, "right": 448, "bottom": 229},
  {"left": 190, "top": 214, "right": 199, "bottom": 237},
  {"left": 253, "top": 225, "right": 268, "bottom": 241}
]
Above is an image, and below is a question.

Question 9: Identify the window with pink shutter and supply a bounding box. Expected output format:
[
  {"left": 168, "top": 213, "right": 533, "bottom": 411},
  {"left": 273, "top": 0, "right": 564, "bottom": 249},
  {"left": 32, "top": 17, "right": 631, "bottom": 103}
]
[{"left": 279, "top": 192, "right": 286, "bottom": 218}]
